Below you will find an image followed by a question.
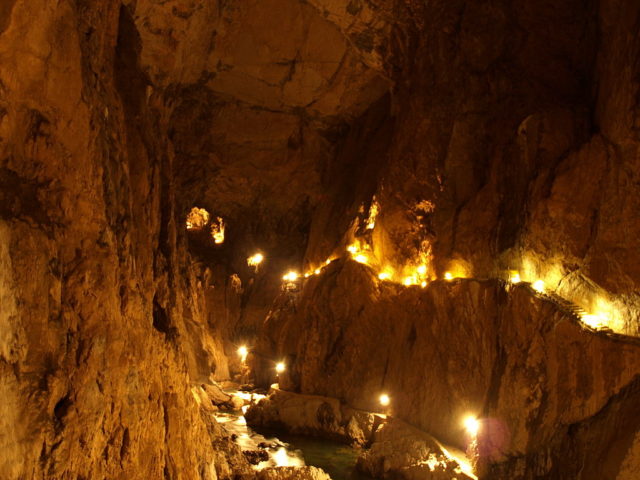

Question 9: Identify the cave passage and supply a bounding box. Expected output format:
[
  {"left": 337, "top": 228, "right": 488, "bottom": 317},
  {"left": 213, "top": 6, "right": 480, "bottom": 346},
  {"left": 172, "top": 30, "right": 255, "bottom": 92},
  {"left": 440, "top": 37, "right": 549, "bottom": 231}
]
[{"left": 1, "top": 1, "right": 640, "bottom": 480}]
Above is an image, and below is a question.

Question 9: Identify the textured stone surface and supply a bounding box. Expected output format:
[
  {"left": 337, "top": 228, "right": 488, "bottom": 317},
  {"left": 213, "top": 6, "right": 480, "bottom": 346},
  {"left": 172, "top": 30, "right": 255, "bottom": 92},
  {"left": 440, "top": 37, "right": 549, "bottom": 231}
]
[
  {"left": 314, "top": 0, "right": 640, "bottom": 335},
  {"left": 357, "top": 419, "right": 474, "bottom": 480},
  {"left": 257, "top": 466, "right": 331, "bottom": 480},
  {"left": 253, "top": 259, "right": 640, "bottom": 477},
  {"left": 245, "top": 387, "right": 379, "bottom": 445},
  {"left": 0, "top": 1, "right": 246, "bottom": 478},
  {"left": 2, "top": 0, "right": 640, "bottom": 478}
]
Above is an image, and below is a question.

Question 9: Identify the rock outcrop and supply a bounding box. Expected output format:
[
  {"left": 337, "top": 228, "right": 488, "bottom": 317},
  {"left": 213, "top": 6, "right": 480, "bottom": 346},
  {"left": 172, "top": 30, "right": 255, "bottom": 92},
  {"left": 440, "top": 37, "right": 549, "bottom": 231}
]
[
  {"left": 0, "top": 1, "right": 244, "bottom": 478},
  {"left": 256, "top": 466, "right": 331, "bottom": 480},
  {"left": 246, "top": 387, "right": 380, "bottom": 446},
  {"left": 246, "top": 387, "right": 476, "bottom": 480},
  {"left": 357, "top": 419, "right": 475, "bottom": 480},
  {"left": 2, "top": 0, "right": 640, "bottom": 478},
  {"left": 253, "top": 259, "right": 640, "bottom": 477},
  {"left": 302, "top": 0, "right": 640, "bottom": 335}
]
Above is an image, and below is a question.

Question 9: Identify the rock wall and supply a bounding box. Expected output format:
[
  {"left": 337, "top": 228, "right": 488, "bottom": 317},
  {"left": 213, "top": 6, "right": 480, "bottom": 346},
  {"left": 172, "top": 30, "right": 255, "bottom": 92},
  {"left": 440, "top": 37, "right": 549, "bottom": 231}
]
[
  {"left": 0, "top": 1, "right": 239, "bottom": 478},
  {"left": 301, "top": 0, "right": 640, "bottom": 335},
  {"left": 2, "top": 0, "right": 639, "bottom": 478},
  {"left": 254, "top": 260, "right": 640, "bottom": 477}
]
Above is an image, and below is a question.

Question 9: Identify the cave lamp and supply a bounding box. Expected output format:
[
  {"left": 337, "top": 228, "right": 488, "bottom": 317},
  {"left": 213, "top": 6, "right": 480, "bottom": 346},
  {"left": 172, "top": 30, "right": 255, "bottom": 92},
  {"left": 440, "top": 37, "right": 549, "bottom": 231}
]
[
  {"left": 247, "top": 253, "right": 264, "bottom": 268},
  {"left": 237, "top": 346, "right": 248, "bottom": 363},
  {"left": 463, "top": 416, "right": 480, "bottom": 436}
]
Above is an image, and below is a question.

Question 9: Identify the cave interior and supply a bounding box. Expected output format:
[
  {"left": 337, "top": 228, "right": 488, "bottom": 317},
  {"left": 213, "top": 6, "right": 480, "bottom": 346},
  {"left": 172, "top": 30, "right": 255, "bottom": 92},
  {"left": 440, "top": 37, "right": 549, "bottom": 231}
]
[{"left": 1, "top": 0, "right": 640, "bottom": 479}]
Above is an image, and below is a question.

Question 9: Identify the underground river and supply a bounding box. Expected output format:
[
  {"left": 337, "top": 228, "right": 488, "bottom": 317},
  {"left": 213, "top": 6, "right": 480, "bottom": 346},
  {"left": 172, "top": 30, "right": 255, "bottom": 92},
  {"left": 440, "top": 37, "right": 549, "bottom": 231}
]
[{"left": 214, "top": 392, "right": 370, "bottom": 480}]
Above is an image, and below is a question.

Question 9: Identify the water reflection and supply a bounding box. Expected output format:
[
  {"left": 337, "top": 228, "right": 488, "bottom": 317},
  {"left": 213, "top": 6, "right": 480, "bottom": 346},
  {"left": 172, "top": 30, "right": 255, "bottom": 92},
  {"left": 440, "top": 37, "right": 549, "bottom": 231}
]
[
  {"left": 214, "top": 392, "right": 367, "bottom": 480},
  {"left": 214, "top": 410, "right": 306, "bottom": 469}
]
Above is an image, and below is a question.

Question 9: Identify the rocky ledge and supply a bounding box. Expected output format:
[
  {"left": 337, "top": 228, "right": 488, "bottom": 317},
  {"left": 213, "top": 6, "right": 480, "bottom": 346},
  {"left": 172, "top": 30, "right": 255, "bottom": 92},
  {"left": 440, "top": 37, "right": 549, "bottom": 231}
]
[{"left": 246, "top": 388, "right": 475, "bottom": 480}]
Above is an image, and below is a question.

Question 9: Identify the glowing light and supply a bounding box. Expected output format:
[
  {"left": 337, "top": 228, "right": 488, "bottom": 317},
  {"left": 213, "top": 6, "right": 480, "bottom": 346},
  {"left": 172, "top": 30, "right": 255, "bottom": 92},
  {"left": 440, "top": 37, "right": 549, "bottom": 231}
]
[
  {"left": 581, "top": 312, "right": 612, "bottom": 330},
  {"left": 444, "top": 272, "right": 453, "bottom": 281},
  {"left": 365, "top": 198, "right": 379, "bottom": 230},
  {"left": 421, "top": 281, "right": 427, "bottom": 288},
  {"left": 354, "top": 254, "right": 368, "bottom": 264},
  {"left": 403, "top": 276, "right": 417, "bottom": 286},
  {"left": 282, "top": 271, "right": 299, "bottom": 282},
  {"left": 581, "top": 314, "right": 601, "bottom": 328},
  {"left": 379, "top": 393, "right": 390, "bottom": 406},
  {"left": 463, "top": 416, "right": 480, "bottom": 436},
  {"left": 275, "top": 362, "right": 286, "bottom": 373},
  {"left": 237, "top": 346, "right": 248, "bottom": 363},
  {"left": 247, "top": 253, "right": 264, "bottom": 269},
  {"left": 347, "top": 245, "right": 358, "bottom": 254},
  {"left": 304, "top": 273, "right": 310, "bottom": 278},
  {"left": 378, "top": 272, "right": 391, "bottom": 281},
  {"left": 186, "top": 207, "right": 210, "bottom": 230},
  {"left": 510, "top": 271, "right": 521, "bottom": 284},
  {"left": 210, "top": 217, "right": 225, "bottom": 244},
  {"left": 325, "top": 259, "right": 331, "bottom": 265},
  {"left": 314, "top": 268, "right": 321, "bottom": 275},
  {"left": 417, "top": 264, "right": 427, "bottom": 276},
  {"left": 532, "top": 280, "right": 545, "bottom": 293}
]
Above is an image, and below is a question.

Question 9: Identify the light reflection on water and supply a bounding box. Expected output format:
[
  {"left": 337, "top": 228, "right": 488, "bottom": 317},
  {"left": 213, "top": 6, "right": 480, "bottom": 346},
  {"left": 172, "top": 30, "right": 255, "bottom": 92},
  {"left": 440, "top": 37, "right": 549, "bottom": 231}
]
[
  {"left": 214, "top": 392, "right": 366, "bottom": 480},
  {"left": 214, "top": 410, "right": 306, "bottom": 469}
]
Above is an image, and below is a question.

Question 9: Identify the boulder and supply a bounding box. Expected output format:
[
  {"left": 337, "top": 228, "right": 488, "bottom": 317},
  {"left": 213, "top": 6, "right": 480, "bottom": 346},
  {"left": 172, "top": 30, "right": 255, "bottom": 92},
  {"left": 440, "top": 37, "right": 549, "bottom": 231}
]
[
  {"left": 256, "top": 466, "right": 331, "bottom": 480},
  {"left": 245, "top": 388, "right": 380, "bottom": 445},
  {"left": 357, "top": 419, "right": 475, "bottom": 480},
  {"left": 203, "top": 383, "right": 233, "bottom": 406}
]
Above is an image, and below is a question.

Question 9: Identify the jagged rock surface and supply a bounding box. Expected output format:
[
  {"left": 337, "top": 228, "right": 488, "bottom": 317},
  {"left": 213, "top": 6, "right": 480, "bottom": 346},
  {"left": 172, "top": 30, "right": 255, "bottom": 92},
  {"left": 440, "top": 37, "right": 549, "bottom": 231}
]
[
  {"left": 256, "top": 466, "right": 332, "bottom": 480},
  {"left": 357, "top": 419, "right": 474, "bottom": 480},
  {"left": 2, "top": 0, "right": 640, "bottom": 479},
  {"left": 245, "top": 387, "right": 380, "bottom": 445},
  {"left": 303, "top": 0, "right": 640, "bottom": 333},
  {"left": 0, "top": 1, "right": 245, "bottom": 478},
  {"left": 253, "top": 259, "right": 640, "bottom": 478}
]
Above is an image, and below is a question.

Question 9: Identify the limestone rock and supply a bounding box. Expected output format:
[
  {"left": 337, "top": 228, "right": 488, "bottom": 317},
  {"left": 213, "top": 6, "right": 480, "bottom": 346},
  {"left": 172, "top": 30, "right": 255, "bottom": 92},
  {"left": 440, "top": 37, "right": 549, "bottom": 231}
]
[
  {"left": 254, "top": 260, "right": 640, "bottom": 477},
  {"left": 357, "top": 419, "right": 474, "bottom": 480},
  {"left": 256, "top": 466, "right": 332, "bottom": 480},
  {"left": 230, "top": 395, "right": 246, "bottom": 411},
  {"left": 204, "top": 383, "right": 233, "bottom": 406},
  {"left": 0, "top": 1, "right": 248, "bottom": 478},
  {"left": 245, "top": 388, "right": 379, "bottom": 445}
]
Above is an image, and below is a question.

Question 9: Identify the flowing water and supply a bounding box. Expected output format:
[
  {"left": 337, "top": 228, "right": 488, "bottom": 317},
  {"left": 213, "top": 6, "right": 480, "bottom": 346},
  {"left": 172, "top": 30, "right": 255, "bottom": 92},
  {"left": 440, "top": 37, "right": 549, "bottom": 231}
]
[{"left": 214, "top": 393, "right": 370, "bottom": 480}]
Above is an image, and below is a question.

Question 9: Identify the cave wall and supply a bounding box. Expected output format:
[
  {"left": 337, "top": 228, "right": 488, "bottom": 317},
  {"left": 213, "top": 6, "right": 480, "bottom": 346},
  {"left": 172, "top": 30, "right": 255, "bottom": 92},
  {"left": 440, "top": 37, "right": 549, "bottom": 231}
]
[
  {"left": 302, "top": 0, "right": 640, "bottom": 334},
  {"left": 141, "top": 0, "right": 395, "bottom": 354},
  {"left": 256, "top": 260, "right": 640, "bottom": 478},
  {"left": 1, "top": 0, "right": 638, "bottom": 478},
  {"left": 0, "top": 1, "right": 236, "bottom": 478},
  {"left": 387, "top": 0, "right": 640, "bottom": 332},
  {"left": 252, "top": 0, "right": 640, "bottom": 478}
]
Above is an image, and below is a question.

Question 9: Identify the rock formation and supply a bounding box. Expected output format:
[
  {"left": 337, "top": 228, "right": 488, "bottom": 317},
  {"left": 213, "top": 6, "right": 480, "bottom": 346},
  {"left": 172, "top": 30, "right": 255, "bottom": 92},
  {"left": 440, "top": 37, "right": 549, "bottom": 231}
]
[
  {"left": 253, "top": 260, "right": 640, "bottom": 477},
  {"left": 1, "top": 0, "right": 639, "bottom": 479},
  {"left": 0, "top": 0, "right": 244, "bottom": 477}
]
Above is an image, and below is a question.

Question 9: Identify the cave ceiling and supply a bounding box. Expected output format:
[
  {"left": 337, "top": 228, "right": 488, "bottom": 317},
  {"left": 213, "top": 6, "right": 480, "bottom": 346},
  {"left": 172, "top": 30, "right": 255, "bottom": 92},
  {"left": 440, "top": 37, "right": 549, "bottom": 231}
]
[{"left": 126, "top": 0, "right": 392, "bottom": 257}]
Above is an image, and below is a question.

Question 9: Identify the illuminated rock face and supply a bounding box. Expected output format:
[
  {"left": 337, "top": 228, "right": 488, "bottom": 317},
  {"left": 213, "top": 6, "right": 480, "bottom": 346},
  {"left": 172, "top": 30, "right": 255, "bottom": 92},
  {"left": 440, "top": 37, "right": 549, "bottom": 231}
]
[
  {"left": 0, "top": 1, "right": 245, "bottom": 478},
  {"left": 346, "top": 0, "right": 640, "bottom": 334},
  {"left": 2, "top": 0, "right": 640, "bottom": 479},
  {"left": 255, "top": 260, "right": 640, "bottom": 477}
]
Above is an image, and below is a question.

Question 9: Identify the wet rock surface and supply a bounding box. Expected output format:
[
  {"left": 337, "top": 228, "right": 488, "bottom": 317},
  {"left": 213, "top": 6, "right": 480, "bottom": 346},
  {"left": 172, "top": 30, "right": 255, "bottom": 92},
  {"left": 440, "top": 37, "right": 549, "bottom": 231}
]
[
  {"left": 257, "top": 466, "right": 332, "bottom": 480},
  {"left": 246, "top": 387, "right": 380, "bottom": 446},
  {"left": 357, "top": 420, "right": 474, "bottom": 480},
  {"left": 246, "top": 387, "right": 475, "bottom": 480}
]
